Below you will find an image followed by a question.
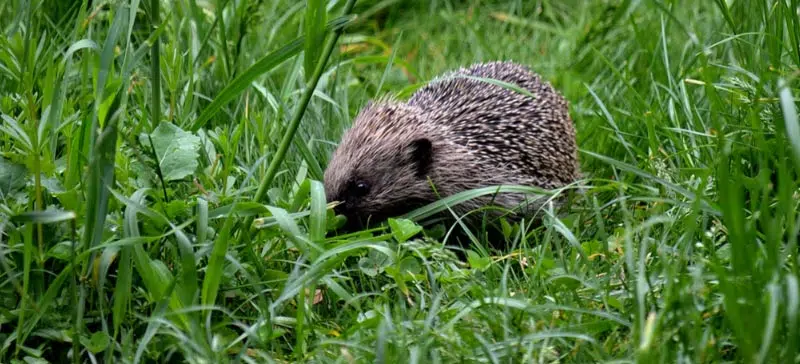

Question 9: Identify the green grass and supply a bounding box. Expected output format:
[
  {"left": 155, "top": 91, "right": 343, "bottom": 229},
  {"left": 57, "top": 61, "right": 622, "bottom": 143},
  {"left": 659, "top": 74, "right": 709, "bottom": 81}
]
[{"left": 1, "top": 0, "right": 799, "bottom": 362}]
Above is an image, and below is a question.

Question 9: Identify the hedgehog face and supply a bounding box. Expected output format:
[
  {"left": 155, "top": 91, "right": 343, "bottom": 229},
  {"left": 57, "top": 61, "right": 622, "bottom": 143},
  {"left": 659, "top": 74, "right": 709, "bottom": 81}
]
[{"left": 324, "top": 104, "right": 435, "bottom": 231}]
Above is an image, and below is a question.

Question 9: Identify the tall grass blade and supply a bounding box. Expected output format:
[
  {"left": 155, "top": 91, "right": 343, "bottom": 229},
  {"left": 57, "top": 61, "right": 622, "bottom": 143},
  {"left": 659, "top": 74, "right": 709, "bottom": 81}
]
[
  {"left": 148, "top": 0, "right": 161, "bottom": 131},
  {"left": 778, "top": 78, "right": 800, "bottom": 169},
  {"left": 201, "top": 205, "right": 237, "bottom": 307},
  {"left": 304, "top": 0, "right": 327, "bottom": 77},
  {"left": 308, "top": 180, "right": 327, "bottom": 243}
]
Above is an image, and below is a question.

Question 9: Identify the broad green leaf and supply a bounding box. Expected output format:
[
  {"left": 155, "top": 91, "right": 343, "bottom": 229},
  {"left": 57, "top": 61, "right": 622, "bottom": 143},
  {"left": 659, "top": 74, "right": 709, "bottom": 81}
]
[
  {"left": 46, "top": 241, "right": 74, "bottom": 261},
  {"left": 82, "top": 331, "right": 109, "bottom": 354},
  {"left": 358, "top": 256, "right": 380, "bottom": 277},
  {"left": 357, "top": 248, "right": 393, "bottom": 277},
  {"left": 0, "top": 156, "right": 27, "bottom": 194},
  {"left": 387, "top": 218, "right": 422, "bottom": 243},
  {"left": 141, "top": 122, "right": 201, "bottom": 182},
  {"left": 466, "top": 250, "right": 491, "bottom": 271},
  {"left": 398, "top": 256, "right": 422, "bottom": 275}
]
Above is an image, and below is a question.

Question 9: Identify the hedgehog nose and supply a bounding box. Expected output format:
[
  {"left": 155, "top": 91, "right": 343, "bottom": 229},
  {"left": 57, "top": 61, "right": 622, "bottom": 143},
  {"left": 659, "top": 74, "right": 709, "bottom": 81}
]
[
  {"left": 329, "top": 203, "right": 366, "bottom": 233},
  {"left": 338, "top": 214, "right": 365, "bottom": 233},
  {"left": 332, "top": 200, "right": 346, "bottom": 215}
]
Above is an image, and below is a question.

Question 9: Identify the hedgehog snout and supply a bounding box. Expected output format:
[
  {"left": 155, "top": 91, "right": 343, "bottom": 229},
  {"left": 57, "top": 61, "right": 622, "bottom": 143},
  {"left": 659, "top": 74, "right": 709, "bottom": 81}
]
[
  {"left": 329, "top": 194, "right": 361, "bottom": 225},
  {"left": 331, "top": 199, "right": 348, "bottom": 215},
  {"left": 332, "top": 203, "right": 369, "bottom": 232}
]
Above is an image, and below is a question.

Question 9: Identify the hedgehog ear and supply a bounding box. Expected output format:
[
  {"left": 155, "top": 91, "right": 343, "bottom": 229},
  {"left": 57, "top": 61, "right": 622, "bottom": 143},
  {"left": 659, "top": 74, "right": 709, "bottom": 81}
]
[{"left": 408, "top": 138, "right": 433, "bottom": 178}]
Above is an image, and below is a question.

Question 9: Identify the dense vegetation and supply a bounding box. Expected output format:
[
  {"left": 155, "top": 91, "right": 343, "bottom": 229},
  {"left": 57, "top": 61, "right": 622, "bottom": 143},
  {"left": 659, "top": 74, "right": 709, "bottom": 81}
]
[{"left": 1, "top": 0, "right": 799, "bottom": 362}]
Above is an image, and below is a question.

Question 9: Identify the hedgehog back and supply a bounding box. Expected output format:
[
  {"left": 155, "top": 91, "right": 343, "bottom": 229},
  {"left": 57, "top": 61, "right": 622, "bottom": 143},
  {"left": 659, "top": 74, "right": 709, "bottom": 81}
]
[{"left": 407, "top": 61, "right": 578, "bottom": 189}]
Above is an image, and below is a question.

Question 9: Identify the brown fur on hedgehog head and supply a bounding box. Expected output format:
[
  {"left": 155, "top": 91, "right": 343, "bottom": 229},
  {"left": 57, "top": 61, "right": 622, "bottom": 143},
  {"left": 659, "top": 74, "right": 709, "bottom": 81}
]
[{"left": 323, "top": 101, "right": 441, "bottom": 230}]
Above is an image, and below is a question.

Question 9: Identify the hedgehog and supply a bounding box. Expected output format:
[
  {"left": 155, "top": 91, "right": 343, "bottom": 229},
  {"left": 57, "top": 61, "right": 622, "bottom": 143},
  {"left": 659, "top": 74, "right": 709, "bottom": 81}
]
[{"left": 323, "top": 61, "right": 580, "bottom": 232}]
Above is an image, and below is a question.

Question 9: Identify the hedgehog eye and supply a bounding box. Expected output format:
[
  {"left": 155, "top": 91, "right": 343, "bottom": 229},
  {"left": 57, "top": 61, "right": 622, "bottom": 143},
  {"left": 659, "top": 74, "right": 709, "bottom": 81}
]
[{"left": 352, "top": 181, "right": 370, "bottom": 197}]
